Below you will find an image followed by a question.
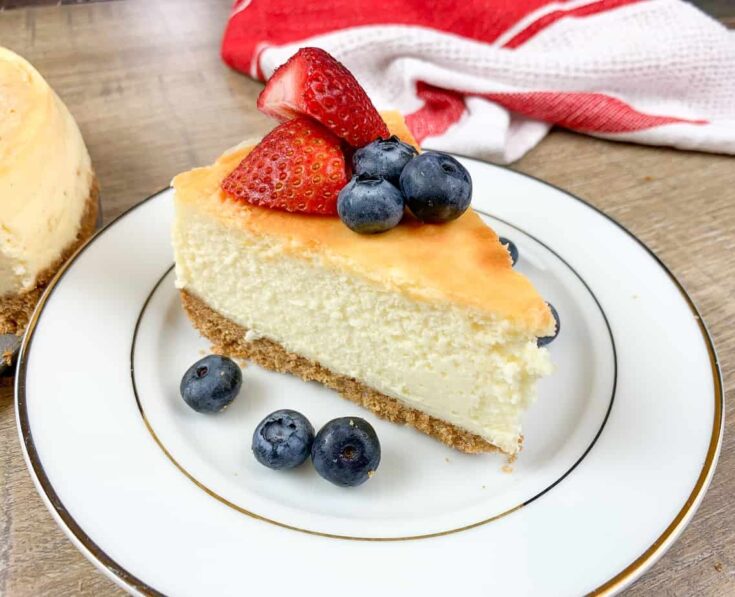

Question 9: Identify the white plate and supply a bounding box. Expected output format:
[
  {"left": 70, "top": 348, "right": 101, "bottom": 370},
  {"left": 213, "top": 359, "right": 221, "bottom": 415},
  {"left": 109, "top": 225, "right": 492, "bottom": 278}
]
[{"left": 16, "top": 157, "right": 722, "bottom": 596}]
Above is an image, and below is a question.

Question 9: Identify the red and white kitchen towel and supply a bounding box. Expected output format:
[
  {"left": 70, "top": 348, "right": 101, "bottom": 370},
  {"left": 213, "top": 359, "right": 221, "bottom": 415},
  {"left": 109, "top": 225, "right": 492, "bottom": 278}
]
[{"left": 222, "top": 0, "right": 735, "bottom": 163}]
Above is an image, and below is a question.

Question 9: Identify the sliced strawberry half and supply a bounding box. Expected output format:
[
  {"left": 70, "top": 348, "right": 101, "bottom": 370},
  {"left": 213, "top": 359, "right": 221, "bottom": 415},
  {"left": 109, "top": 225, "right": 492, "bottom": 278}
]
[
  {"left": 221, "top": 117, "right": 347, "bottom": 215},
  {"left": 257, "top": 47, "right": 389, "bottom": 148}
]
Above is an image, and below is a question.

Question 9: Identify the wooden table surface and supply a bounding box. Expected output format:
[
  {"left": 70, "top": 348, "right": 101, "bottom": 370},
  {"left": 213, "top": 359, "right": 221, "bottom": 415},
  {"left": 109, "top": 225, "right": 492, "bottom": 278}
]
[{"left": 0, "top": 1, "right": 733, "bottom": 594}]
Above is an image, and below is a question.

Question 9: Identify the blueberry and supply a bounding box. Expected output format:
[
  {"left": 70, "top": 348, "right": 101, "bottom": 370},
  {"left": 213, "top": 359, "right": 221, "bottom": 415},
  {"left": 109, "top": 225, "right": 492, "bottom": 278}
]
[
  {"left": 252, "top": 409, "right": 315, "bottom": 470},
  {"left": 180, "top": 355, "right": 242, "bottom": 413},
  {"left": 537, "top": 303, "right": 560, "bottom": 347},
  {"left": 337, "top": 174, "right": 404, "bottom": 234},
  {"left": 311, "top": 417, "right": 381, "bottom": 487},
  {"left": 352, "top": 135, "right": 418, "bottom": 186},
  {"left": 499, "top": 237, "right": 519, "bottom": 266},
  {"left": 399, "top": 152, "right": 472, "bottom": 223}
]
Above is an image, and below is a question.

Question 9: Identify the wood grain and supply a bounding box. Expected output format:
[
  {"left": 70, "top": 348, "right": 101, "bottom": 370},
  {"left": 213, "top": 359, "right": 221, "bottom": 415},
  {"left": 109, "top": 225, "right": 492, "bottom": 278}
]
[
  {"left": 1, "top": 0, "right": 119, "bottom": 10},
  {"left": 692, "top": 0, "right": 735, "bottom": 19},
  {"left": 0, "top": 1, "right": 733, "bottom": 595}
]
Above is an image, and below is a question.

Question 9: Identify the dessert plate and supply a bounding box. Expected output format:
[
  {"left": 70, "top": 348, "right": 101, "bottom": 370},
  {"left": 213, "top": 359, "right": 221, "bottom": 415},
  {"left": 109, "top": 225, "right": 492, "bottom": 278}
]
[{"left": 16, "top": 157, "right": 722, "bottom": 596}]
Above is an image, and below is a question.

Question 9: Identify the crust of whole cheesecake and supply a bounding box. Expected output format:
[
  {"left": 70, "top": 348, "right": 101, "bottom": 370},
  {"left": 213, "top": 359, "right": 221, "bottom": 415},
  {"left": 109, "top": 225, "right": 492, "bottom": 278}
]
[
  {"left": 0, "top": 176, "right": 99, "bottom": 336},
  {"left": 181, "top": 289, "right": 520, "bottom": 456}
]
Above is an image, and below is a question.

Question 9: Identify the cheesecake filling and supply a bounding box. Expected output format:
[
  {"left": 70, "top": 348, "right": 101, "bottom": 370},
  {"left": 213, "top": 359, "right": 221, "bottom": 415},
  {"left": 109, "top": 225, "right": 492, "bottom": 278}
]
[
  {"left": 173, "top": 199, "right": 552, "bottom": 454},
  {"left": 0, "top": 47, "right": 93, "bottom": 296}
]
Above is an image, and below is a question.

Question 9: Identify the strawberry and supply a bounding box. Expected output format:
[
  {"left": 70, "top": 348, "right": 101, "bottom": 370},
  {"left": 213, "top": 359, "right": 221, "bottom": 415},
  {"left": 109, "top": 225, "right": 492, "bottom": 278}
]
[
  {"left": 257, "top": 47, "right": 389, "bottom": 148},
  {"left": 221, "top": 117, "right": 347, "bottom": 215}
]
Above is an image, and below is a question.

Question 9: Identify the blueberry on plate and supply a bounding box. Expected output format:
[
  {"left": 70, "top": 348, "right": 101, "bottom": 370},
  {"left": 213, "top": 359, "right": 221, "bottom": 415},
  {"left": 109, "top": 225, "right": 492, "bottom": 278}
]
[
  {"left": 311, "top": 417, "right": 381, "bottom": 487},
  {"left": 538, "top": 303, "right": 560, "bottom": 347},
  {"left": 337, "top": 174, "right": 404, "bottom": 234},
  {"left": 499, "top": 237, "right": 519, "bottom": 266},
  {"left": 399, "top": 151, "right": 472, "bottom": 224},
  {"left": 352, "top": 135, "right": 418, "bottom": 186},
  {"left": 180, "top": 355, "right": 242, "bottom": 413},
  {"left": 252, "top": 409, "right": 315, "bottom": 470}
]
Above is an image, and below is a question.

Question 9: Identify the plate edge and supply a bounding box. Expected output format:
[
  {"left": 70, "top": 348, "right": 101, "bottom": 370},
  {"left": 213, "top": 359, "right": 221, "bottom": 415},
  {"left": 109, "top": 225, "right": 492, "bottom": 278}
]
[
  {"left": 14, "top": 188, "right": 171, "bottom": 597},
  {"left": 14, "top": 164, "right": 725, "bottom": 595},
  {"left": 456, "top": 158, "right": 724, "bottom": 596}
]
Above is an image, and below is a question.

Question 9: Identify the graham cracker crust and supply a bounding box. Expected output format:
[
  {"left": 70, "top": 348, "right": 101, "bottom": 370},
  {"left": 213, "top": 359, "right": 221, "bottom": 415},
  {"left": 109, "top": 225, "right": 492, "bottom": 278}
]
[
  {"left": 181, "top": 289, "right": 508, "bottom": 455},
  {"left": 0, "top": 177, "right": 100, "bottom": 336}
]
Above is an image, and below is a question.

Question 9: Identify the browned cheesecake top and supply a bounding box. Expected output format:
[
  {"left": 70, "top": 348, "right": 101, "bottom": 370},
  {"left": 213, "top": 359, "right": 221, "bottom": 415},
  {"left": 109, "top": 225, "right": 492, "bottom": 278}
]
[{"left": 172, "top": 112, "right": 553, "bottom": 336}]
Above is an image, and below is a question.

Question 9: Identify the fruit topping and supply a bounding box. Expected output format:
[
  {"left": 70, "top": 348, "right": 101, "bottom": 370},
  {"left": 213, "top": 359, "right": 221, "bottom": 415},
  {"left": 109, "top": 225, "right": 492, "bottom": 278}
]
[
  {"left": 221, "top": 117, "right": 347, "bottom": 215},
  {"left": 257, "top": 47, "right": 389, "bottom": 148},
  {"left": 399, "top": 152, "right": 472, "bottom": 223},
  {"left": 352, "top": 135, "right": 418, "bottom": 186},
  {"left": 337, "top": 175, "right": 404, "bottom": 234}
]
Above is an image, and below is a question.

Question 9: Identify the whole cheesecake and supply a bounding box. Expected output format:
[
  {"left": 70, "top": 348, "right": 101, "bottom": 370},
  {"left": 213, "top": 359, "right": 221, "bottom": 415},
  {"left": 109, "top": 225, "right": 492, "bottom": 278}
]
[
  {"left": 173, "top": 110, "right": 554, "bottom": 456},
  {"left": 0, "top": 47, "right": 98, "bottom": 336}
]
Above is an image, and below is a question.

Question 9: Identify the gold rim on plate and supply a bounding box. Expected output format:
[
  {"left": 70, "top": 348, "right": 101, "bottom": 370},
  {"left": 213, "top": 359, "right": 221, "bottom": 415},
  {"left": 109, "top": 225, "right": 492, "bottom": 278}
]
[
  {"left": 129, "top": 206, "right": 618, "bottom": 541},
  {"left": 15, "top": 167, "right": 724, "bottom": 595}
]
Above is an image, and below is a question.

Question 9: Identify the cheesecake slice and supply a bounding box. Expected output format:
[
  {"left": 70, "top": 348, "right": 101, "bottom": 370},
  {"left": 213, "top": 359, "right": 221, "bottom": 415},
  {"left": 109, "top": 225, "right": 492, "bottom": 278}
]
[
  {"left": 0, "top": 47, "right": 98, "bottom": 335},
  {"left": 172, "top": 113, "right": 553, "bottom": 456}
]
